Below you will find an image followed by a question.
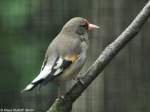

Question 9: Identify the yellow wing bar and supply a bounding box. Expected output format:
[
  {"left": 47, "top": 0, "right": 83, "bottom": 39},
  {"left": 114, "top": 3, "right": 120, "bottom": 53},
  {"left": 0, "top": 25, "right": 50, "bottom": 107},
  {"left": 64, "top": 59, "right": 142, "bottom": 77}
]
[{"left": 64, "top": 54, "right": 79, "bottom": 62}]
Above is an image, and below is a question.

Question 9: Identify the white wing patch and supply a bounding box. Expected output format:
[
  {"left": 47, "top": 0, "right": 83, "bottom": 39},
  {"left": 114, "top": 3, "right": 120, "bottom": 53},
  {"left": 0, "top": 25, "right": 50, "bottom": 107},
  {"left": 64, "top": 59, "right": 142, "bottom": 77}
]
[
  {"left": 32, "top": 65, "right": 52, "bottom": 83},
  {"left": 52, "top": 57, "right": 72, "bottom": 77},
  {"left": 53, "top": 58, "right": 63, "bottom": 69},
  {"left": 31, "top": 56, "right": 73, "bottom": 85},
  {"left": 22, "top": 55, "right": 74, "bottom": 91},
  {"left": 40, "top": 59, "right": 47, "bottom": 71},
  {"left": 53, "top": 57, "right": 64, "bottom": 76},
  {"left": 53, "top": 68, "right": 63, "bottom": 76}
]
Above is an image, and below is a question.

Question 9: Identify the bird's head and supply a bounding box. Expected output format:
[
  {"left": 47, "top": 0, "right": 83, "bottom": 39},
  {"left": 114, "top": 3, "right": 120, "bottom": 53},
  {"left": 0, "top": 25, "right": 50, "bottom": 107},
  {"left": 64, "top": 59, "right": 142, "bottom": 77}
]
[{"left": 61, "top": 17, "right": 99, "bottom": 36}]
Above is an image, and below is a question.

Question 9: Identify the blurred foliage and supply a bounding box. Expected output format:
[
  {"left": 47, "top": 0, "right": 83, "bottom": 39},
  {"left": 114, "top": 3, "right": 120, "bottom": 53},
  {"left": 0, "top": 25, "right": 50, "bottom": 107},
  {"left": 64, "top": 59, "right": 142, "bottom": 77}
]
[{"left": 0, "top": 0, "right": 38, "bottom": 28}]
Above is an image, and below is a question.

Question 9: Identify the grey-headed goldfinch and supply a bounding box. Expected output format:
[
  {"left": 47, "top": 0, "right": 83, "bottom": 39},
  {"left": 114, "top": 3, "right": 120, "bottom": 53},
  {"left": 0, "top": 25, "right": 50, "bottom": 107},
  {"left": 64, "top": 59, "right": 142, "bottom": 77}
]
[{"left": 21, "top": 17, "right": 99, "bottom": 93}]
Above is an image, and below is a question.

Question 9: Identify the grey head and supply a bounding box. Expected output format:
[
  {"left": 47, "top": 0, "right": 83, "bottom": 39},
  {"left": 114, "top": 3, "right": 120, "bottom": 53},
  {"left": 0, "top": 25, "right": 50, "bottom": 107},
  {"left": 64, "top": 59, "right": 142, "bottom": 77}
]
[{"left": 61, "top": 17, "right": 99, "bottom": 36}]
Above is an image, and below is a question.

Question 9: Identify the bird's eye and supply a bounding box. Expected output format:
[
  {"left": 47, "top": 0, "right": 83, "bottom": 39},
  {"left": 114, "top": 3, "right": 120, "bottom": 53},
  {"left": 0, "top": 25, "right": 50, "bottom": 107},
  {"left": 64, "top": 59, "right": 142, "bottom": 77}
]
[
  {"left": 80, "top": 20, "right": 88, "bottom": 29},
  {"left": 80, "top": 22, "right": 88, "bottom": 29},
  {"left": 81, "top": 24, "right": 87, "bottom": 28}
]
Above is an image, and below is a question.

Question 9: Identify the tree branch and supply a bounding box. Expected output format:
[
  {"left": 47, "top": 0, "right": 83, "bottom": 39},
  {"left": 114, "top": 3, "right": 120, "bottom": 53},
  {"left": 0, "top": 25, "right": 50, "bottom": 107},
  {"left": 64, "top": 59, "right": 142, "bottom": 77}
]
[{"left": 47, "top": 1, "right": 150, "bottom": 112}]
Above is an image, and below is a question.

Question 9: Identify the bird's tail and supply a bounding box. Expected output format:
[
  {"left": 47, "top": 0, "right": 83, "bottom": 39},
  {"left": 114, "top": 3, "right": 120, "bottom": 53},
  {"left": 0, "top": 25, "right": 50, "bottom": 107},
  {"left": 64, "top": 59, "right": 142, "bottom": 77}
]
[
  {"left": 21, "top": 79, "right": 44, "bottom": 93},
  {"left": 21, "top": 75, "right": 44, "bottom": 93},
  {"left": 21, "top": 83, "right": 35, "bottom": 93},
  {"left": 21, "top": 65, "right": 51, "bottom": 93}
]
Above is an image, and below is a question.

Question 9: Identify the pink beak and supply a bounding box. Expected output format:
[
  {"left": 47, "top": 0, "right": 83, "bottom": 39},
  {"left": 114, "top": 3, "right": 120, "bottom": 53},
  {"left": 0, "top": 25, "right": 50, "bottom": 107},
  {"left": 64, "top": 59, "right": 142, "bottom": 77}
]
[{"left": 88, "top": 23, "right": 100, "bottom": 30}]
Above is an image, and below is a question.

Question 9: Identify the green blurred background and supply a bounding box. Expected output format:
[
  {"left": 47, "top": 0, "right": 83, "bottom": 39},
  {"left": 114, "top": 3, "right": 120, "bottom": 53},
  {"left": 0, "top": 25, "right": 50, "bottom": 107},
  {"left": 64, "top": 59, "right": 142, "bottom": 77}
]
[{"left": 0, "top": 0, "right": 150, "bottom": 112}]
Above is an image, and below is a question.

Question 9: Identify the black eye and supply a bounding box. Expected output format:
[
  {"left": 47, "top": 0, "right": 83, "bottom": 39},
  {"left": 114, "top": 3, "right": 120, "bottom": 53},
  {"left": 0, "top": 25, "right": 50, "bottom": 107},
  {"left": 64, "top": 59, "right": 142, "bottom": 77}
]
[
  {"left": 80, "top": 22, "right": 88, "bottom": 30},
  {"left": 80, "top": 20, "right": 88, "bottom": 29},
  {"left": 81, "top": 24, "right": 87, "bottom": 28}
]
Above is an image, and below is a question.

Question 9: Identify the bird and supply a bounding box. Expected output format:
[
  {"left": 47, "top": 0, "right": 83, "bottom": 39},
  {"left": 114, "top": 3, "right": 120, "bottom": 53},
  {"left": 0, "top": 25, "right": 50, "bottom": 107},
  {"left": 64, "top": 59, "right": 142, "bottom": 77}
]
[{"left": 21, "top": 17, "right": 99, "bottom": 93}]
